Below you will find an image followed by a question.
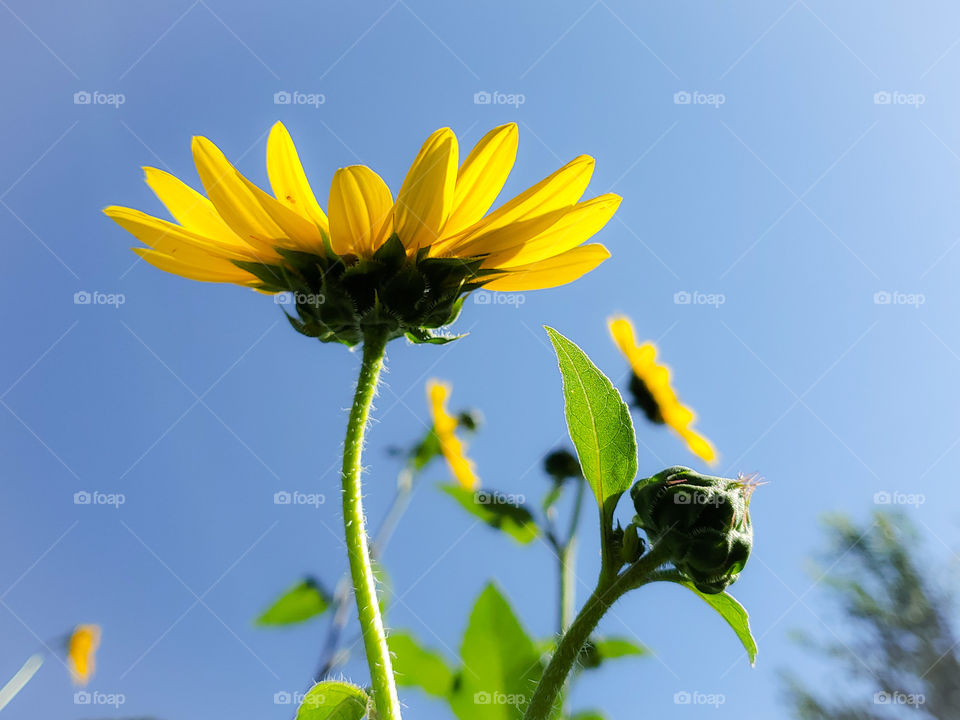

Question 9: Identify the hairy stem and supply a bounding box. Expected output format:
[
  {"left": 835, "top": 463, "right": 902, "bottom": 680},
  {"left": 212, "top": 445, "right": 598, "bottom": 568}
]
[
  {"left": 339, "top": 328, "right": 401, "bottom": 720},
  {"left": 525, "top": 543, "right": 674, "bottom": 720}
]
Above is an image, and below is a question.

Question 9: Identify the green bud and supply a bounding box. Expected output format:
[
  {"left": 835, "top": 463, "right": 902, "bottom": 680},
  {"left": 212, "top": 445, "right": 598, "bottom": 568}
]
[
  {"left": 630, "top": 466, "right": 756, "bottom": 594},
  {"left": 543, "top": 449, "right": 582, "bottom": 482},
  {"left": 619, "top": 523, "right": 645, "bottom": 565},
  {"left": 456, "top": 409, "right": 483, "bottom": 432}
]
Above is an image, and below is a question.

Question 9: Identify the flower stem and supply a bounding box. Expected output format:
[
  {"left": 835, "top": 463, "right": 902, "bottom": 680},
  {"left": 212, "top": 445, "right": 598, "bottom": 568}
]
[
  {"left": 339, "top": 328, "right": 401, "bottom": 720},
  {"left": 524, "top": 543, "right": 674, "bottom": 720}
]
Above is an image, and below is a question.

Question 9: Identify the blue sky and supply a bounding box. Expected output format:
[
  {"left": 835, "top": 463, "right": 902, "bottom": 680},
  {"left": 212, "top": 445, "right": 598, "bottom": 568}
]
[{"left": 2, "top": 1, "right": 960, "bottom": 718}]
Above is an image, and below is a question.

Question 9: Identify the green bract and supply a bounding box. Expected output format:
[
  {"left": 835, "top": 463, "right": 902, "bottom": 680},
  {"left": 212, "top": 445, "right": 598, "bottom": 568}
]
[
  {"left": 237, "top": 234, "right": 495, "bottom": 346},
  {"left": 630, "top": 466, "right": 754, "bottom": 594}
]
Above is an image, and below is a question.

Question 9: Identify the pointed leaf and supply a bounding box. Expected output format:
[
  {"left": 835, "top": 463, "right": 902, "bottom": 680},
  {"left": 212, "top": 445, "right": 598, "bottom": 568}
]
[
  {"left": 672, "top": 579, "right": 757, "bottom": 665},
  {"left": 544, "top": 327, "right": 637, "bottom": 517},
  {"left": 256, "top": 578, "right": 329, "bottom": 626},
  {"left": 439, "top": 484, "right": 538, "bottom": 544},
  {"left": 388, "top": 631, "right": 454, "bottom": 697}
]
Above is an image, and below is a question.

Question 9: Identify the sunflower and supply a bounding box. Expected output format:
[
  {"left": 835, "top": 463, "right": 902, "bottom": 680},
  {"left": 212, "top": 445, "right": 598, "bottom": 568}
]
[
  {"left": 66, "top": 624, "right": 100, "bottom": 686},
  {"left": 426, "top": 380, "right": 478, "bottom": 491},
  {"left": 608, "top": 316, "right": 716, "bottom": 464},
  {"left": 105, "top": 123, "right": 620, "bottom": 345}
]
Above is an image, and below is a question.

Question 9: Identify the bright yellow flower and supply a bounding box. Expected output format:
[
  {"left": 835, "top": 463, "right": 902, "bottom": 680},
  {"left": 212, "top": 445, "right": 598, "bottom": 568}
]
[
  {"left": 105, "top": 123, "right": 620, "bottom": 345},
  {"left": 427, "top": 380, "right": 478, "bottom": 490},
  {"left": 608, "top": 316, "right": 717, "bottom": 465},
  {"left": 66, "top": 624, "right": 100, "bottom": 686}
]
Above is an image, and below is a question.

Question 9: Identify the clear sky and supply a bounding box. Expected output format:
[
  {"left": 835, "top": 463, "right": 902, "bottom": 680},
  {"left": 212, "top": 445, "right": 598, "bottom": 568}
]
[{"left": 2, "top": 1, "right": 960, "bottom": 718}]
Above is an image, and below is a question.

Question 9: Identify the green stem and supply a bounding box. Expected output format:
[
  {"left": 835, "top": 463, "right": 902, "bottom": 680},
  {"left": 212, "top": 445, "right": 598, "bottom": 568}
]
[
  {"left": 339, "top": 328, "right": 401, "bottom": 720},
  {"left": 558, "top": 479, "right": 585, "bottom": 633},
  {"left": 524, "top": 544, "right": 674, "bottom": 720}
]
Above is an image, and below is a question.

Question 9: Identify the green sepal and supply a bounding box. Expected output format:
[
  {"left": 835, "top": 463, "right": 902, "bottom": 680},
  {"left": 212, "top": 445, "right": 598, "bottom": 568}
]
[
  {"left": 255, "top": 577, "right": 330, "bottom": 626},
  {"left": 439, "top": 484, "right": 538, "bottom": 544}
]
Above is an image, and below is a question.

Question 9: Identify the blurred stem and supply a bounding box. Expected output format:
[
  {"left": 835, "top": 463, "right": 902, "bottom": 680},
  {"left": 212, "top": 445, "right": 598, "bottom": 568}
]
[
  {"left": 0, "top": 653, "right": 43, "bottom": 712},
  {"left": 558, "top": 478, "right": 585, "bottom": 633},
  {"left": 524, "top": 543, "right": 674, "bottom": 720},
  {"left": 338, "top": 328, "right": 401, "bottom": 720},
  {"left": 315, "top": 466, "right": 415, "bottom": 680}
]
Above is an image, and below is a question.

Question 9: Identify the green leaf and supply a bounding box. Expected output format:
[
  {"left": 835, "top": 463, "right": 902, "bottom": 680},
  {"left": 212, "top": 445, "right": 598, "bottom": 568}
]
[
  {"left": 673, "top": 580, "right": 757, "bottom": 665},
  {"left": 296, "top": 681, "right": 369, "bottom": 720},
  {"left": 544, "top": 327, "right": 637, "bottom": 519},
  {"left": 439, "top": 484, "right": 538, "bottom": 544},
  {"left": 388, "top": 631, "right": 454, "bottom": 697},
  {"left": 592, "top": 636, "right": 648, "bottom": 660},
  {"left": 449, "top": 583, "right": 544, "bottom": 720},
  {"left": 256, "top": 578, "right": 330, "bottom": 626}
]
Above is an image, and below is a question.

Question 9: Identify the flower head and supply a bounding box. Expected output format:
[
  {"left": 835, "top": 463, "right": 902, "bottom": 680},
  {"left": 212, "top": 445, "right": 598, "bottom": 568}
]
[
  {"left": 427, "top": 380, "right": 478, "bottom": 490},
  {"left": 106, "top": 123, "right": 620, "bottom": 345},
  {"left": 66, "top": 624, "right": 100, "bottom": 685},
  {"left": 608, "top": 316, "right": 716, "bottom": 464}
]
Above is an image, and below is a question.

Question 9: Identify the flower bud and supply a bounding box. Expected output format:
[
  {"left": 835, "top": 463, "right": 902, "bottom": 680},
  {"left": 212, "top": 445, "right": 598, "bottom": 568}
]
[
  {"left": 630, "top": 466, "right": 755, "bottom": 594},
  {"left": 543, "top": 449, "right": 582, "bottom": 482}
]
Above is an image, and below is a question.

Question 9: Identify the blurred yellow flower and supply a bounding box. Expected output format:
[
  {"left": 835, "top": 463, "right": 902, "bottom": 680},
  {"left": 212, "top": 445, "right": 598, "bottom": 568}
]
[
  {"left": 608, "top": 316, "right": 716, "bottom": 465},
  {"left": 105, "top": 122, "right": 618, "bottom": 292},
  {"left": 66, "top": 624, "right": 100, "bottom": 686},
  {"left": 427, "top": 380, "right": 478, "bottom": 490}
]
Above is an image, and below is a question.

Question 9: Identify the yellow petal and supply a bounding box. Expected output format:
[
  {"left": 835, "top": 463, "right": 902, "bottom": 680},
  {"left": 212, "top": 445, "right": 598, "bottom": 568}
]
[
  {"left": 266, "top": 122, "right": 330, "bottom": 231},
  {"left": 132, "top": 247, "right": 258, "bottom": 284},
  {"left": 67, "top": 624, "right": 100, "bottom": 686},
  {"left": 192, "top": 136, "right": 286, "bottom": 247},
  {"left": 443, "top": 123, "right": 518, "bottom": 236},
  {"left": 427, "top": 380, "right": 478, "bottom": 491},
  {"left": 482, "top": 243, "right": 610, "bottom": 291},
  {"left": 142, "top": 167, "right": 242, "bottom": 246},
  {"left": 235, "top": 173, "right": 326, "bottom": 252},
  {"left": 328, "top": 166, "right": 394, "bottom": 256},
  {"left": 678, "top": 427, "right": 717, "bottom": 465},
  {"left": 104, "top": 206, "right": 272, "bottom": 264},
  {"left": 479, "top": 194, "right": 621, "bottom": 268},
  {"left": 609, "top": 316, "right": 639, "bottom": 359},
  {"left": 394, "top": 127, "right": 458, "bottom": 252},
  {"left": 442, "top": 154, "right": 595, "bottom": 253}
]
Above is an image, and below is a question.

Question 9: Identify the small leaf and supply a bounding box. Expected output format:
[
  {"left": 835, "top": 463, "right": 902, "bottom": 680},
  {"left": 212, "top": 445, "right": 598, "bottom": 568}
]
[
  {"left": 592, "top": 636, "right": 648, "bottom": 660},
  {"left": 439, "top": 484, "right": 538, "bottom": 544},
  {"left": 673, "top": 580, "right": 757, "bottom": 665},
  {"left": 450, "top": 583, "right": 543, "bottom": 720},
  {"left": 256, "top": 578, "right": 329, "bottom": 626},
  {"left": 570, "top": 712, "right": 606, "bottom": 720},
  {"left": 544, "top": 327, "right": 637, "bottom": 519},
  {"left": 296, "top": 681, "right": 369, "bottom": 720},
  {"left": 388, "top": 631, "right": 454, "bottom": 697}
]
